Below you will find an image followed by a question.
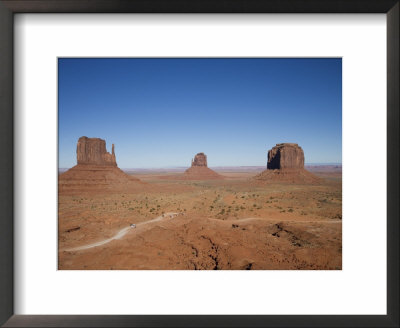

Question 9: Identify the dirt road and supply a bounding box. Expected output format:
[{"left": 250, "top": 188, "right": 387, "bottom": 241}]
[{"left": 63, "top": 212, "right": 179, "bottom": 252}]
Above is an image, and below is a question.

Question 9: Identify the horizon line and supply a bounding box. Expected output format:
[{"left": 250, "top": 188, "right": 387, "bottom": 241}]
[{"left": 59, "top": 163, "right": 342, "bottom": 170}]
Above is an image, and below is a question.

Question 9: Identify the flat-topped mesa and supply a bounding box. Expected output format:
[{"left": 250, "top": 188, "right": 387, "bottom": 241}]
[
  {"left": 191, "top": 152, "right": 208, "bottom": 167},
  {"left": 77, "top": 136, "right": 117, "bottom": 166},
  {"left": 267, "top": 143, "right": 304, "bottom": 170},
  {"left": 182, "top": 152, "right": 223, "bottom": 180},
  {"left": 255, "top": 143, "right": 320, "bottom": 183},
  {"left": 59, "top": 136, "right": 141, "bottom": 193}
]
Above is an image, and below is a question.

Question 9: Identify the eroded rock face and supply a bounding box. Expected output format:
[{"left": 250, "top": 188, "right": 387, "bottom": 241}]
[
  {"left": 255, "top": 143, "right": 319, "bottom": 183},
  {"left": 191, "top": 152, "right": 208, "bottom": 167},
  {"left": 267, "top": 143, "right": 304, "bottom": 170},
  {"left": 77, "top": 136, "right": 117, "bottom": 166},
  {"left": 178, "top": 152, "right": 223, "bottom": 180},
  {"left": 59, "top": 137, "right": 141, "bottom": 192}
]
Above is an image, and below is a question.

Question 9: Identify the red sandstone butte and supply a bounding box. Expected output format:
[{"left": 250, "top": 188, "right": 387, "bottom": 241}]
[
  {"left": 255, "top": 143, "right": 320, "bottom": 184},
  {"left": 183, "top": 153, "right": 223, "bottom": 180},
  {"left": 191, "top": 152, "right": 208, "bottom": 167},
  {"left": 59, "top": 137, "right": 141, "bottom": 193},
  {"left": 267, "top": 143, "right": 304, "bottom": 170},
  {"left": 77, "top": 136, "right": 117, "bottom": 166}
]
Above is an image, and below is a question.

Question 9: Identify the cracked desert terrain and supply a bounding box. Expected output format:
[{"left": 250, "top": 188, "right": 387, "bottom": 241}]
[{"left": 58, "top": 167, "right": 342, "bottom": 270}]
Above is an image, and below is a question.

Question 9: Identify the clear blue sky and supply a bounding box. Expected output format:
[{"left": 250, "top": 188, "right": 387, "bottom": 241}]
[{"left": 58, "top": 58, "right": 342, "bottom": 168}]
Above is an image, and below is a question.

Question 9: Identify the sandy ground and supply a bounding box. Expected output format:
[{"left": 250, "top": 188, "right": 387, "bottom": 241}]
[
  {"left": 62, "top": 212, "right": 179, "bottom": 251},
  {"left": 58, "top": 168, "right": 342, "bottom": 270}
]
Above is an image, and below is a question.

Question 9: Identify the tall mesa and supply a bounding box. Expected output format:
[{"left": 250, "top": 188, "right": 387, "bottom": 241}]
[
  {"left": 77, "top": 136, "right": 117, "bottom": 166},
  {"left": 255, "top": 143, "right": 320, "bottom": 183},
  {"left": 59, "top": 136, "right": 141, "bottom": 193},
  {"left": 184, "top": 152, "right": 223, "bottom": 180}
]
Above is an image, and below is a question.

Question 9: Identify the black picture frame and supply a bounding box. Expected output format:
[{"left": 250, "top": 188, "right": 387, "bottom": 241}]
[{"left": 0, "top": 1, "right": 398, "bottom": 327}]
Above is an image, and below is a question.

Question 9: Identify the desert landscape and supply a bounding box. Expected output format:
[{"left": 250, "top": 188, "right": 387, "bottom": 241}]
[
  {"left": 58, "top": 58, "right": 342, "bottom": 270},
  {"left": 58, "top": 138, "right": 342, "bottom": 270}
]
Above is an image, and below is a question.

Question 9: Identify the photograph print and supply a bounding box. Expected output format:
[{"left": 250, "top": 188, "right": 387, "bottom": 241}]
[{"left": 58, "top": 58, "right": 342, "bottom": 270}]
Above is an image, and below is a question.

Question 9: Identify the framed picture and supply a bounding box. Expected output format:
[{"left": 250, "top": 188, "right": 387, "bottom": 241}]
[{"left": 0, "top": 0, "right": 398, "bottom": 327}]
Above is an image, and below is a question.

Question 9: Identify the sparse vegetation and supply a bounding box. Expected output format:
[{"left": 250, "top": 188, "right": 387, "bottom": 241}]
[{"left": 59, "top": 167, "right": 342, "bottom": 270}]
